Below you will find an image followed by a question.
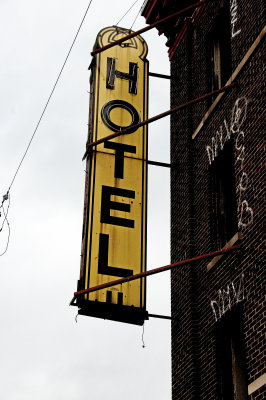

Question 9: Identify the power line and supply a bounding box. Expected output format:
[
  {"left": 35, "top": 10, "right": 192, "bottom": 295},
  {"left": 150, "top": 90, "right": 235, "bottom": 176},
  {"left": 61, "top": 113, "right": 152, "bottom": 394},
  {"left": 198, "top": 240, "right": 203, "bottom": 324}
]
[
  {"left": 0, "top": 193, "right": 9, "bottom": 230},
  {"left": 0, "top": 194, "right": 11, "bottom": 257},
  {"left": 0, "top": 1, "right": 93, "bottom": 256},
  {"left": 115, "top": 0, "right": 141, "bottom": 27},
  {"left": 130, "top": 3, "right": 142, "bottom": 30},
  {"left": 7, "top": 0, "right": 93, "bottom": 194}
]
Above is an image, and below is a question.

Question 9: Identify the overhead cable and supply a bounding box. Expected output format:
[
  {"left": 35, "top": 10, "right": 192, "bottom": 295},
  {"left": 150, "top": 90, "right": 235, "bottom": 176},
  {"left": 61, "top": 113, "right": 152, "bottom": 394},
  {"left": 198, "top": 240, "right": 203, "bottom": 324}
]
[
  {"left": 0, "top": 194, "right": 11, "bottom": 257},
  {"left": 130, "top": 3, "right": 142, "bottom": 30},
  {"left": 92, "top": 0, "right": 207, "bottom": 56},
  {"left": 0, "top": 1, "right": 93, "bottom": 255},
  {"left": 115, "top": 0, "right": 141, "bottom": 26},
  {"left": 6, "top": 0, "right": 93, "bottom": 194},
  {"left": 0, "top": 193, "right": 9, "bottom": 232}
]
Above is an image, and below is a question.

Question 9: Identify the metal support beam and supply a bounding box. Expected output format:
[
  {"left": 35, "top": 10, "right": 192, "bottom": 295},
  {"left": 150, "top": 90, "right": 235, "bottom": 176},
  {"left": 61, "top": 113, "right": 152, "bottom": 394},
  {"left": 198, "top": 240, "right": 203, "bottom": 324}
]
[
  {"left": 82, "top": 83, "right": 234, "bottom": 160},
  {"left": 148, "top": 313, "right": 172, "bottom": 320},
  {"left": 70, "top": 245, "right": 240, "bottom": 305},
  {"left": 149, "top": 72, "right": 171, "bottom": 79},
  {"left": 91, "top": 149, "right": 171, "bottom": 167},
  {"left": 147, "top": 160, "right": 171, "bottom": 168},
  {"left": 91, "top": 0, "right": 207, "bottom": 56}
]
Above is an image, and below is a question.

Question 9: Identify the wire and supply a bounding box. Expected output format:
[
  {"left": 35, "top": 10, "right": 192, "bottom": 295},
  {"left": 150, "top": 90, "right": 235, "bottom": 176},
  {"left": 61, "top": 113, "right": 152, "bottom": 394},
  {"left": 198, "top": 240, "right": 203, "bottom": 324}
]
[
  {"left": 0, "top": 193, "right": 10, "bottom": 233},
  {"left": 0, "top": 194, "right": 11, "bottom": 257},
  {"left": 0, "top": 1, "right": 93, "bottom": 257},
  {"left": 7, "top": 0, "right": 93, "bottom": 194},
  {"left": 0, "top": 192, "right": 9, "bottom": 218},
  {"left": 115, "top": 0, "right": 141, "bottom": 27},
  {"left": 142, "top": 322, "right": 146, "bottom": 348},
  {"left": 130, "top": 4, "right": 142, "bottom": 30}
]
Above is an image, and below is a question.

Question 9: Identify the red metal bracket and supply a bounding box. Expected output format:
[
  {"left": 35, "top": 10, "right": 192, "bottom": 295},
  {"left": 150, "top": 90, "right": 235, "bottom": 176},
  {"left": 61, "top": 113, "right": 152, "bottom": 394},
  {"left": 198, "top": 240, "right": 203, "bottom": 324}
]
[
  {"left": 82, "top": 83, "right": 235, "bottom": 160},
  {"left": 70, "top": 245, "right": 241, "bottom": 305}
]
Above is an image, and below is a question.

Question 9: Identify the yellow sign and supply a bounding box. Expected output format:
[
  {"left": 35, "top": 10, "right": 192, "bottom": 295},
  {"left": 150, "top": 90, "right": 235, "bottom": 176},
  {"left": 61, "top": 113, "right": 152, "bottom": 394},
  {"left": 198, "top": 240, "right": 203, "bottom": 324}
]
[{"left": 77, "top": 27, "right": 149, "bottom": 325}]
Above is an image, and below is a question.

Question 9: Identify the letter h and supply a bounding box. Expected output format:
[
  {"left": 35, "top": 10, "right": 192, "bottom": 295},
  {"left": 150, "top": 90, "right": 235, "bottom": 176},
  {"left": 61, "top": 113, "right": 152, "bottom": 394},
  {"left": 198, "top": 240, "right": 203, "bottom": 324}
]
[{"left": 106, "top": 57, "right": 138, "bottom": 94}]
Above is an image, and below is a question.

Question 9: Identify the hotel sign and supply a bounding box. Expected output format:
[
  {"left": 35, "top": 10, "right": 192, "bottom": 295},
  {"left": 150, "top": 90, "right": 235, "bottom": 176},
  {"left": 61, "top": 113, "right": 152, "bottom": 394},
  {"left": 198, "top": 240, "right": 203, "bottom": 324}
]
[{"left": 76, "top": 27, "right": 149, "bottom": 325}]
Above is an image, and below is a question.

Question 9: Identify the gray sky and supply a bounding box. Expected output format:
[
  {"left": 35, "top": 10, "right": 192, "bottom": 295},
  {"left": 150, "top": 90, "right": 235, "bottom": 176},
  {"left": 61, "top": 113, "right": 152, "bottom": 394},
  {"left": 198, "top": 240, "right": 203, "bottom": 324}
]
[{"left": 0, "top": 1, "right": 171, "bottom": 399}]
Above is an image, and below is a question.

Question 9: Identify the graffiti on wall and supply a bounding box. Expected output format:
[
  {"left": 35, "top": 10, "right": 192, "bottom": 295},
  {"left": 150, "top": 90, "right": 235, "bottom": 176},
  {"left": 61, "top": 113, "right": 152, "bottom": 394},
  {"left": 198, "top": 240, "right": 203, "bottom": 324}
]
[
  {"left": 230, "top": 0, "right": 241, "bottom": 38},
  {"left": 210, "top": 274, "right": 245, "bottom": 321},
  {"left": 206, "top": 118, "right": 232, "bottom": 164},
  {"left": 206, "top": 97, "right": 253, "bottom": 230},
  {"left": 231, "top": 98, "right": 253, "bottom": 229}
]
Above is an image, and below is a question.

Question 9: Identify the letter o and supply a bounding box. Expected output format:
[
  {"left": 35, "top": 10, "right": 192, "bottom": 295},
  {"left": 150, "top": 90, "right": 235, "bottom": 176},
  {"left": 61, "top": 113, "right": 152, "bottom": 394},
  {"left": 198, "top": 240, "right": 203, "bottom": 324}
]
[{"left": 101, "top": 100, "right": 140, "bottom": 133}]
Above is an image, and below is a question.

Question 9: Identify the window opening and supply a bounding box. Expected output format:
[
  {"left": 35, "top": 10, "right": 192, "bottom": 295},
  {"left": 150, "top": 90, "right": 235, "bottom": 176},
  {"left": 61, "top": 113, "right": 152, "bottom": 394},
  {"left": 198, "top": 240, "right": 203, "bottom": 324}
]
[
  {"left": 209, "top": 140, "right": 237, "bottom": 249},
  {"left": 216, "top": 309, "right": 248, "bottom": 400},
  {"left": 209, "top": 8, "right": 232, "bottom": 95}
]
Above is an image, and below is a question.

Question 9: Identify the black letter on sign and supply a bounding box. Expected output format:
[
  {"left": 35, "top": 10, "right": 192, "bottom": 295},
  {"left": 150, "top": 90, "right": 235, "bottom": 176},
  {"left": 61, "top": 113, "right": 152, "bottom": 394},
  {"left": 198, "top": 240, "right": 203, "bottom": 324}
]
[
  {"left": 106, "top": 57, "right": 138, "bottom": 94},
  {"left": 104, "top": 141, "right": 136, "bottom": 179},
  {"left": 101, "top": 186, "right": 135, "bottom": 228},
  {"left": 101, "top": 100, "right": 140, "bottom": 133},
  {"left": 98, "top": 233, "right": 133, "bottom": 277}
]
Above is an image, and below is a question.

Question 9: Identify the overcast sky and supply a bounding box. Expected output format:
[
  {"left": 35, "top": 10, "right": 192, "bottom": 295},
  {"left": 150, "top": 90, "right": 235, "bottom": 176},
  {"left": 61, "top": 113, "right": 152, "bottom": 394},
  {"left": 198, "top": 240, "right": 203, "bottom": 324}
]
[{"left": 0, "top": 1, "right": 171, "bottom": 399}]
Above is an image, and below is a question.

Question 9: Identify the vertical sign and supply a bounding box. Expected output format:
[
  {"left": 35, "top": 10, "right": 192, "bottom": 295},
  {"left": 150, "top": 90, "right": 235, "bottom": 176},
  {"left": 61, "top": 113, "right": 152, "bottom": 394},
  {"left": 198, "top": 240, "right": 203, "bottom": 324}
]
[{"left": 77, "top": 27, "right": 149, "bottom": 325}]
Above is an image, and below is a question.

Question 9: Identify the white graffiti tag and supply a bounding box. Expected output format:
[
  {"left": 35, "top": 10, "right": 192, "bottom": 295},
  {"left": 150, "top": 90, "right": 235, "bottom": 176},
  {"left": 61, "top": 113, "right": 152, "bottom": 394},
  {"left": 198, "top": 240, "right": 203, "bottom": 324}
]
[
  {"left": 230, "top": 0, "right": 241, "bottom": 38},
  {"left": 206, "top": 97, "right": 253, "bottom": 229},
  {"left": 206, "top": 119, "right": 231, "bottom": 164},
  {"left": 232, "top": 98, "right": 253, "bottom": 229},
  {"left": 211, "top": 274, "right": 245, "bottom": 321}
]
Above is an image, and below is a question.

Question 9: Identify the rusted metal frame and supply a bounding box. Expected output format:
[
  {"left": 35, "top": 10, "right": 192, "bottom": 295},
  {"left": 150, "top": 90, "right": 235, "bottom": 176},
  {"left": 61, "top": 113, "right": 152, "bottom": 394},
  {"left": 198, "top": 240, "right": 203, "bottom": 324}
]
[
  {"left": 91, "top": 0, "right": 208, "bottom": 56},
  {"left": 82, "top": 83, "right": 234, "bottom": 160},
  {"left": 70, "top": 245, "right": 240, "bottom": 305},
  {"left": 149, "top": 72, "right": 171, "bottom": 79}
]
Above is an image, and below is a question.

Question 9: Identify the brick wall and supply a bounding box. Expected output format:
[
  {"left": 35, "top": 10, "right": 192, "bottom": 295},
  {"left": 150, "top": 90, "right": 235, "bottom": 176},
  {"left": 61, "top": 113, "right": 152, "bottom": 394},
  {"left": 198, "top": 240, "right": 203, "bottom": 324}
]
[{"left": 168, "top": 0, "right": 265, "bottom": 399}]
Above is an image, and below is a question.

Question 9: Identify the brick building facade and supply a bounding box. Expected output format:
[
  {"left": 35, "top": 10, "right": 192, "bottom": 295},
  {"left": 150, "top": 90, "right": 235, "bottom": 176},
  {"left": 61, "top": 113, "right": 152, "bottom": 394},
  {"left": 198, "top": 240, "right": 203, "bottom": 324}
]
[{"left": 142, "top": 1, "right": 265, "bottom": 399}]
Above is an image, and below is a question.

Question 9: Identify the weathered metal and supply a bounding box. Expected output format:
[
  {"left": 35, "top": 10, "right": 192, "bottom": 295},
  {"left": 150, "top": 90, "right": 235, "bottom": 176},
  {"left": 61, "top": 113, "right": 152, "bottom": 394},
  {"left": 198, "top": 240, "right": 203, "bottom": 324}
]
[{"left": 77, "top": 26, "right": 149, "bottom": 325}]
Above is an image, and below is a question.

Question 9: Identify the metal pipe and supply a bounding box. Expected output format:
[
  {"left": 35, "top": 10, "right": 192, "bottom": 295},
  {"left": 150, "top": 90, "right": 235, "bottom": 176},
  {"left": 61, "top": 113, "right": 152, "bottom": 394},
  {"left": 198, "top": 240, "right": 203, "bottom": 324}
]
[
  {"left": 149, "top": 72, "right": 171, "bottom": 79},
  {"left": 90, "top": 149, "right": 171, "bottom": 167},
  {"left": 70, "top": 245, "right": 240, "bottom": 304},
  {"left": 82, "top": 83, "right": 234, "bottom": 160},
  {"left": 147, "top": 160, "right": 171, "bottom": 168},
  {"left": 91, "top": 0, "right": 207, "bottom": 56},
  {"left": 148, "top": 313, "right": 172, "bottom": 320}
]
